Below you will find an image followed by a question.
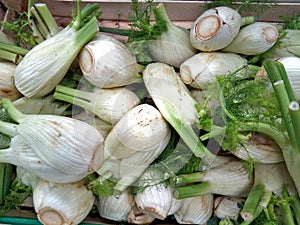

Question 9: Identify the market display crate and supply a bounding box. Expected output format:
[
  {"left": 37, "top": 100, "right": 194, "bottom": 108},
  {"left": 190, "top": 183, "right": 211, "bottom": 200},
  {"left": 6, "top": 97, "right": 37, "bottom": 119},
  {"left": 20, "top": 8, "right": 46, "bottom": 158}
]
[{"left": 0, "top": 0, "right": 300, "bottom": 225}]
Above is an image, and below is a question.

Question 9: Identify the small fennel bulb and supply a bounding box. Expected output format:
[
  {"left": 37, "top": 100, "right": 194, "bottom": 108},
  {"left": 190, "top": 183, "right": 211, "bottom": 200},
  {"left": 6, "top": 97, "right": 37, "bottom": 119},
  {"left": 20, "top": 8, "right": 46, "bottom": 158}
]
[
  {"left": 33, "top": 179, "right": 95, "bottom": 225},
  {"left": 96, "top": 190, "right": 135, "bottom": 222},
  {"left": 190, "top": 6, "right": 242, "bottom": 51}
]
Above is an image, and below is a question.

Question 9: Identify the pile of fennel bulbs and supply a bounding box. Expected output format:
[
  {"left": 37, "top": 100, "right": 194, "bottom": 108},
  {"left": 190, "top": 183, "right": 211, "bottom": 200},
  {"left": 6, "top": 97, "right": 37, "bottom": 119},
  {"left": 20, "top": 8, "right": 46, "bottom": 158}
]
[{"left": 0, "top": 1, "right": 300, "bottom": 225}]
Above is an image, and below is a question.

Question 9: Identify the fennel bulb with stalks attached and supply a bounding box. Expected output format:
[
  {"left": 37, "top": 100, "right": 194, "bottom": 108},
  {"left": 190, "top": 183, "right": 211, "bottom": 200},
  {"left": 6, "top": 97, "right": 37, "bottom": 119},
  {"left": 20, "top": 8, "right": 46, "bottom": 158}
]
[
  {"left": 54, "top": 85, "right": 140, "bottom": 125},
  {"left": 14, "top": 3, "right": 101, "bottom": 98},
  {"left": 79, "top": 33, "right": 142, "bottom": 88},
  {"left": 145, "top": 3, "right": 197, "bottom": 68},
  {"left": 94, "top": 103, "right": 171, "bottom": 194},
  {"left": 222, "top": 22, "right": 279, "bottom": 55},
  {"left": 143, "top": 62, "right": 214, "bottom": 162},
  {"left": 190, "top": 6, "right": 242, "bottom": 52},
  {"left": 33, "top": 179, "right": 95, "bottom": 225},
  {"left": 0, "top": 99, "right": 104, "bottom": 183},
  {"left": 0, "top": 61, "right": 22, "bottom": 101},
  {"left": 180, "top": 52, "right": 248, "bottom": 89}
]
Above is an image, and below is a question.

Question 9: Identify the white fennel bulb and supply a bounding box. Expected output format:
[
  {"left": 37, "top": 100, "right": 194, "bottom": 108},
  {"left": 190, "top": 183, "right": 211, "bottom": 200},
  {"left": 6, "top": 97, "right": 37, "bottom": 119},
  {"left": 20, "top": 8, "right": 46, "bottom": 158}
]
[
  {"left": 174, "top": 194, "right": 214, "bottom": 224},
  {"left": 190, "top": 6, "right": 242, "bottom": 51},
  {"left": 96, "top": 190, "right": 135, "bottom": 222},
  {"left": 277, "top": 56, "right": 300, "bottom": 99},
  {"left": 233, "top": 132, "right": 284, "bottom": 163},
  {"left": 0, "top": 99, "right": 104, "bottom": 183},
  {"left": 79, "top": 33, "right": 141, "bottom": 88},
  {"left": 127, "top": 206, "right": 156, "bottom": 225},
  {"left": 97, "top": 103, "right": 171, "bottom": 193},
  {"left": 14, "top": 10, "right": 100, "bottom": 98},
  {"left": 0, "top": 61, "right": 22, "bottom": 101},
  {"left": 54, "top": 85, "right": 140, "bottom": 125},
  {"left": 33, "top": 179, "right": 95, "bottom": 225},
  {"left": 222, "top": 22, "right": 279, "bottom": 55},
  {"left": 146, "top": 3, "right": 197, "bottom": 68},
  {"left": 214, "top": 196, "right": 245, "bottom": 221},
  {"left": 180, "top": 52, "right": 248, "bottom": 89}
]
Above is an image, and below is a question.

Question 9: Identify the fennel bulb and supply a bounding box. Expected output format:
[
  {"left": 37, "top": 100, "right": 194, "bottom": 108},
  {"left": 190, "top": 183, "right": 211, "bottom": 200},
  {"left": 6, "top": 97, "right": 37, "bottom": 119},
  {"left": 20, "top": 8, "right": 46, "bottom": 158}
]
[
  {"left": 0, "top": 99, "right": 104, "bottom": 183},
  {"left": 180, "top": 52, "right": 248, "bottom": 89},
  {"left": 79, "top": 34, "right": 141, "bottom": 88},
  {"left": 33, "top": 179, "right": 95, "bottom": 225},
  {"left": 127, "top": 206, "right": 156, "bottom": 224},
  {"left": 143, "top": 62, "right": 214, "bottom": 161},
  {"left": 134, "top": 169, "right": 174, "bottom": 220},
  {"left": 277, "top": 56, "right": 300, "bottom": 99},
  {"left": 214, "top": 196, "right": 245, "bottom": 221},
  {"left": 222, "top": 22, "right": 279, "bottom": 55},
  {"left": 96, "top": 190, "right": 135, "bottom": 222},
  {"left": 174, "top": 194, "right": 214, "bottom": 224},
  {"left": 190, "top": 6, "right": 242, "bottom": 51},
  {"left": 14, "top": 3, "right": 101, "bottom": 97},
  {"left": 0, "top": 61, "right": 22, "bottom": 101},
  {"left": 54, "top": 85, "right": 140, "bottom": 125},
  {"left": 233, "top": 132, "right": 284, "bottom": 163},
  {"left": 146, "top": 3, "right": 197, "bottom": 68},
  {"left": 96, "top": 103, "right": 171, "bottom": 193}
]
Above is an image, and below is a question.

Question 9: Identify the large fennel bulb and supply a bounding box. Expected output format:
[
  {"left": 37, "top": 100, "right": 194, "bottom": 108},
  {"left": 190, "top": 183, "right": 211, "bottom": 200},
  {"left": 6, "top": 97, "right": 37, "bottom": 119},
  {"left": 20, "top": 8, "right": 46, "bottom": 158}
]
[
  {"left": 14, "top": 4, "right": 100, "bottom": 97},
  {"left": 180, "top": 52, "right": 248, "bottom": 89},
  {"left": 0, "top": 99, "right": 104, "bottom": 183},
  {"left": 190, "top": 6, "right": 242, "bottom": 51},
  {"left": 33, "top": 179, "right": 95, "bottom": 225},
  {"left": 79, "top": 33, "right": 141, "bottom": 88},
  {"left": 0, "top": 61, "right": 22, "bottom": 101},
  {"left": 97, "top": 103, "right": 171, "bottom": 193},
  {"left": 146, "top": 3, "right": 197, "bottom": 68}
]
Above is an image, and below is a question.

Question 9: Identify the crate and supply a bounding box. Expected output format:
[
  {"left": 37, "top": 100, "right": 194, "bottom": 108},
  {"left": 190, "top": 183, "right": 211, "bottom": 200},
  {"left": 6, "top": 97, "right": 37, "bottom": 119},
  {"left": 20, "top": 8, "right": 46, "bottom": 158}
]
[{"left": 0, "top": 0, "right": 300, "bottom": 224}]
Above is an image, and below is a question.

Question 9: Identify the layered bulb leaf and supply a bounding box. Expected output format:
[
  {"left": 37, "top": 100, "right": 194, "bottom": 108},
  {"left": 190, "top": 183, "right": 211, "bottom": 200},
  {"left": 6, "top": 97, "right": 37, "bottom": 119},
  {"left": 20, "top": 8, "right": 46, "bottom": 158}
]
[
  {"left": 190, "top": 6, "right": 242, "bottom": 51},
  {"left": 33, "top": 179, "right": 95, "bottom": 225},
  {"left": 78, "top": 34, "right": 141, "bottom": 88}
]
